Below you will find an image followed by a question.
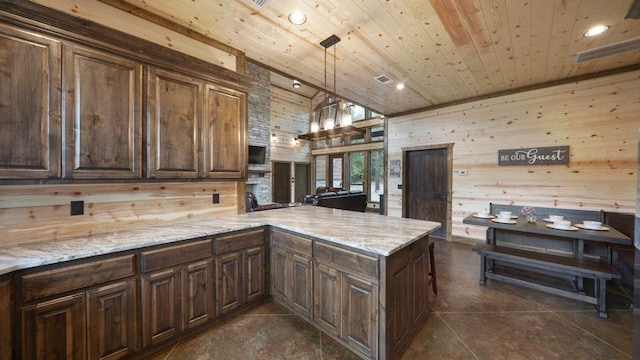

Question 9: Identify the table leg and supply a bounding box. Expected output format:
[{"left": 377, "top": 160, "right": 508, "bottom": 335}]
[
  {"left": 487, "top": 228, "right": 495, "bottom": 272},
  {"left": 573, "top": 239, "right": 585, "bottom": 294}
]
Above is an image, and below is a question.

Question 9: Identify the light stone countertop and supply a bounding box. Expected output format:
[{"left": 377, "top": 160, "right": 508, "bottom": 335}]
[{"left": 0, "top": 206, "right": 440, "bottom": 276}]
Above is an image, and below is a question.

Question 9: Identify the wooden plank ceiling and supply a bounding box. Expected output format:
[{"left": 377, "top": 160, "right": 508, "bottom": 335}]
[{"left": 117, "top": 0, "right": 640, "bottom": 115}]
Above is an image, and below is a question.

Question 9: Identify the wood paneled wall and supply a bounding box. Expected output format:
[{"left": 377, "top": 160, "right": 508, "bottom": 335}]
[
  {"left": 387, "top": 70, "right": 640, "bottom": 242},
  {"left": 0, "top": 182, "right": 239, "bottom": 246},
  {"left": 270, "top": 86, "right": 312, "bottom": 164}
]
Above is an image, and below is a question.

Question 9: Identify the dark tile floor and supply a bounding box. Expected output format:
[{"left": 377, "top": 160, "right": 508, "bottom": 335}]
[{"left": 148, "top": 239, "right": 633, "bottom": 360}]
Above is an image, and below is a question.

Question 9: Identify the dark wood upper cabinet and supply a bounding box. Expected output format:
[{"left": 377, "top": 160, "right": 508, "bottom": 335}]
[
  {"left": 63, "top": 44, "right": 142, "bottom": 179},
  {"left": 204, "top": 84, "right": 246, "bottom": 179},
  {"left": 0, "top": 24, "right": 61, "bottom": 179},
  {"left": 146, "top": 67, "right": 202, "bottom": 178}
]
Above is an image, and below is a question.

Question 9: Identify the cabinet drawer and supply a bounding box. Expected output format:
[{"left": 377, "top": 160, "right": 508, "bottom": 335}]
[
  {"left": 272, "top": 228, "right": 312, "bottom": 256},
  {"left": 22, "top": 254, "right": 135, "bottom": 302},
  {"left": 215, "top": 228, "right": 265, "bottom": 254},
  {"left": 142, "top": 239, "right": 212, "bottom": 273},
  {"left": 314, "top": 242, "right": 378, "bottom": 279}
]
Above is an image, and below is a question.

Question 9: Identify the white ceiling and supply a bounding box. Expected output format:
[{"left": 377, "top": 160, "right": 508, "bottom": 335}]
[{"left": 120, "top": 0, "right": 640, "bottom": 115}]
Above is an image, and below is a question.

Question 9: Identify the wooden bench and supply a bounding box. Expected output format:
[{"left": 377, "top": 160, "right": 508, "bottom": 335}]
[{"left": 473, "top": 243, "right": 621, "bottom": 318}]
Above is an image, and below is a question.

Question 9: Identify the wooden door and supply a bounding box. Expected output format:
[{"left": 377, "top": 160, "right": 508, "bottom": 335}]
[
  {"left": 244, "top": 246, "right": 265, "bottom": 303},
  {"left": 294, "top": 163, "right": 311, "bottom": 203},
  {"left": 291, "top": 254, "right": 312, "bottom": 319},
  {"left": 63, "top": 44, "right": 142, "bottom": 179},
  {"left": 342, "top": 275, "right": 378, "bottom": 358},
  {"left": 204, "top": 84, "right": 246, "bottom": 179},
  {"left": 182, "top": 260, "right": 214, "bottom": 329},
  {"left": 273, "top": 162, "right": 291, "bottom": 204},
  {"left": 0, "top": 24, "right": 61, "bottom": 179},
  {"left": 22, "top": 294, "right": 86, "bottom": 360},
  {"left": 404, "top": 147, "right": 450, "bottom": 238},
  {"left": 216, "top": 252, "right": 242, "bottom": 314},
  {"left": 313, "top": 263, "right": 341, "bottom": 338},
  {"left": 141, "top": 268, "right": 181, "bottom": 347},
  {"left": 87, "top": 280, "right": 137, "bottom": 360},
  {"left": 147, "top": 67, "right": 201, "bottom": 178},
  {"left": 0, "top": 280, "right": 10, "bottom": 360}
]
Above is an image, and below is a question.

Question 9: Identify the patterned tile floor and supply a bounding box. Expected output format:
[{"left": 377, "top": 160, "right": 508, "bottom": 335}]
[{"left": 149, "top": 239, "right": 633, "bottom": 359}]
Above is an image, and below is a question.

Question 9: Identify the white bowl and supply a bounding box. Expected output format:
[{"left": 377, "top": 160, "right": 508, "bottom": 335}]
[
  {"left": 554, "top": 220, "right": 571, "bottom": 230},
  {"left": 548, "top": 215, "right": 564, "bottom": 221},
  {"left": 499, "top": 211, "right": 512, "bottom": 218},
  {"left": 583, "top": 221, "right": 602, "bottom": 230}
]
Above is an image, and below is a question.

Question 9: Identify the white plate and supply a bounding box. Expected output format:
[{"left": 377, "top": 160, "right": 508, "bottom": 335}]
[
  {"left": 542, "top": 218, "right": 556, "bottom": 222},
  {"left": 546, "top": 224, "right": 578, "bottom": 231},
  {"left": 491, "top": 218, "right": 517, "bottom": 224},
  {"left": 473, "top": 214, "right": 495, "bottom": 219},
  {"left": 575, "top": 224, "right": 610, "bottom": 231}
]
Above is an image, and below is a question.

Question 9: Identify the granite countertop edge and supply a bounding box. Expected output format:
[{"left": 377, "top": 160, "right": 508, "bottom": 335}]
[{"left": 0, "top": 207, "right": 440, "bottom": 276}]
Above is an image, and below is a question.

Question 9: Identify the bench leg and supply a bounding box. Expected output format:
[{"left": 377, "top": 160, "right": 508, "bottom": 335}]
[
  {"left": 596, "top": 278, "right": 608, "bottom": 319},
  {"left": 479, "top": 253, "right": 486, "bottom": 285}
]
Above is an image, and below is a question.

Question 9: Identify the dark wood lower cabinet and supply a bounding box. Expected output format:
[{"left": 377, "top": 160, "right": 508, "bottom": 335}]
[
  {"left": 142, "top": 267, "right": 181, "bottom": 347},
  {"left": 0, "top": 279, "right": 11, "bottom": 360},
  {"left": 22, "top": 293, "right": 86, "bottom": 360},
  {"left": 87, "top": 280, "right": 137, "bottom": 360},
  {"left": 10, "top": 227, "right": 430, "bottom": 360}
]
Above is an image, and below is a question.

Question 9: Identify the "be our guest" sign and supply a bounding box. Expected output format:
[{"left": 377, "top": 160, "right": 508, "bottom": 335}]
[{"left": 498, "top": 146, "right": 569, "bottom": 166}]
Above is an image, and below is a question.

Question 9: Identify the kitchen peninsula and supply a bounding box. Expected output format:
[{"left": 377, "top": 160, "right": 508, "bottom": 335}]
[{"left": 0, "top": 206, "right": 440, "bottom": 360}]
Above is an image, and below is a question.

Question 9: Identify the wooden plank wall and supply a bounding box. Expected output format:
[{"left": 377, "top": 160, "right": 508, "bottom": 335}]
[
  {"left": 0, "top": 182, "right": 239, "bottom": 247},
  {"left": 270, "top": 86, "right": 312, "bottom": 163},
  {"left": 387, "top": 70, "right": 640, "bottom": 242}
]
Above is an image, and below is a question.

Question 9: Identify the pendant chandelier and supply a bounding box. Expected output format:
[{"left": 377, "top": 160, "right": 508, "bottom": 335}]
[{"left": 311, "top": 34, "right": 355, "bottom": 133}]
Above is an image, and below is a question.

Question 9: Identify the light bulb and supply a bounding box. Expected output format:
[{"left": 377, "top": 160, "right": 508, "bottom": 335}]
[
  {"left": 324, "top": 118, "right": 334, "bottom": 130},
  {"left": 341, "top": 113, "right": 352, "bottom": 127},
  {"left": 310, "top": 121, "right": 319, "bottom": 132}
]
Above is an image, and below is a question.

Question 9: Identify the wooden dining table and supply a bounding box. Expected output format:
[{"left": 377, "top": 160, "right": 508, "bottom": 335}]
[{"left": 463, "top": 214, "right": 631, "bottom": 292}]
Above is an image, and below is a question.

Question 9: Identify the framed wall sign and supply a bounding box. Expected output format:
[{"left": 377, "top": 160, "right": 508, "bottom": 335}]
[{"left": 498, "top": 146, "right": 569, "bottom": 166}]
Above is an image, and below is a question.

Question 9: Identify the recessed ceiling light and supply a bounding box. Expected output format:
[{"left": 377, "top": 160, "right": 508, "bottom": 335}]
[
  {"left": 584, "top": 25, "right": 609, "bottom": 37},
  {"left": 288, "top": 11, "right": 307, "bottom": 25},
  {"left": 396, "top": 83, "right": 405, "bottom": 90},
  {"left": 292, "top": 80, "right": 301, "bottom": 88}
]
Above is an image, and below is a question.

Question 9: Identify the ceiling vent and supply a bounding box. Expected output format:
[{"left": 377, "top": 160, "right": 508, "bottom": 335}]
[
  {"left": 374, "top": 75, "right": 393, "bottom": 84},
  {"left": 574, "top": 37, "right": 640, "bottom": 63},
  {"left": 243, "top": 0, "right": 272, "bottom": 8}
]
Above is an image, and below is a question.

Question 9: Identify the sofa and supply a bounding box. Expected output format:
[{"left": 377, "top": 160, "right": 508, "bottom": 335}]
[
  {"left": 246, "top": 192, "right": 283, "bottom": 212},
  {"left": 312, "top": 188, "right": 367, "bottom": 212}
]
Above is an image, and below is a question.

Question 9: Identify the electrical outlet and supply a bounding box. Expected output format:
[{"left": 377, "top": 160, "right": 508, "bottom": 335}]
[
  {"left": 459, "top": 169, "right": 468, "bottom": 176},
  {"left": 70, "top": 201, "right": 84, "bottom": 216},
  {"left": 212, "top": 194, "right": 220, "bottom": 204},
  {"left": 397, "top": 184, "right": 403, "bottom": 189}
]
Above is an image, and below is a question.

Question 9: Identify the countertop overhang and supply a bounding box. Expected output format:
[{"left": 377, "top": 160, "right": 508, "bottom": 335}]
[{"left": 0, "top": 206, "right": 441, "bottom": 276}]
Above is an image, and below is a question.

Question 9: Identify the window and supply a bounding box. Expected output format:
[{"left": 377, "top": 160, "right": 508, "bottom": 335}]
[
  {"left": 351, "top": 104, "right": 365, "bottom": 121},
  {"left": 369, "top": 150, "right": 384, "bottom": 202},
  {"left": 349, "top": 152, "right": 365, "bottom": 192},
  {"left": 329, "top": 155, "right": 343, "bottom": 188},
  {"left": 315, "top": 156, "right": 327, "bottom": 189},
  {"left": 371, "top": 126, "right": 384, "bottom": 142}
]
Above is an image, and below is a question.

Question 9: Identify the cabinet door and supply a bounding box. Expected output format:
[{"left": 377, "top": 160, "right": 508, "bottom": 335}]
[
  {"left": 313, "top": 263, "right": 341, "bottom": 338},
  {"left": 147, "top": 67, "right": 202, "bottom": 178},
  {"left": 22, "top": 293, "right": 86, "bottom": 360},
  {"left": 410, "top": 245, "right": 428, "bottom": 325},
  {"left": 216, "top": 252, "right": 241, "bottom": 314},
  {"left": 204, "top": 84, "right": 246, "bottom": 178},
  {"left": 271, "top": 246, "right": 289, "bottom": 304},
  {"left": 245, "top": 246, "right": 265, "bottom": 304},
  {"left": 291, "top": 254, "right": 312, "bottom": 319},
  {"left": 141, "top": 268, "right": 181, "bottom": 347},
  {"left": 87, "top": 280, "right": 137, "bottom": 360},
  {"left": 63, "top": 45, "right": 142, "bottom": 179},
  {"left": 0, "top": 280, "right": 12, "bottom": 360},
  {"left": 0, "top": 24, "right": 61, "bottom": 179},
  {"left": 342, "top": 275, "right": 378, "bottom": 357},
  {"left": 182, "top": 259, "right": 214, "bottom": 329}
]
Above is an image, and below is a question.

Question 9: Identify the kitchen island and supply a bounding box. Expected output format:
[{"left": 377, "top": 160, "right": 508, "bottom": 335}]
[{"left": 0, "top": 206, "right": 440, "bottom": 360}]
